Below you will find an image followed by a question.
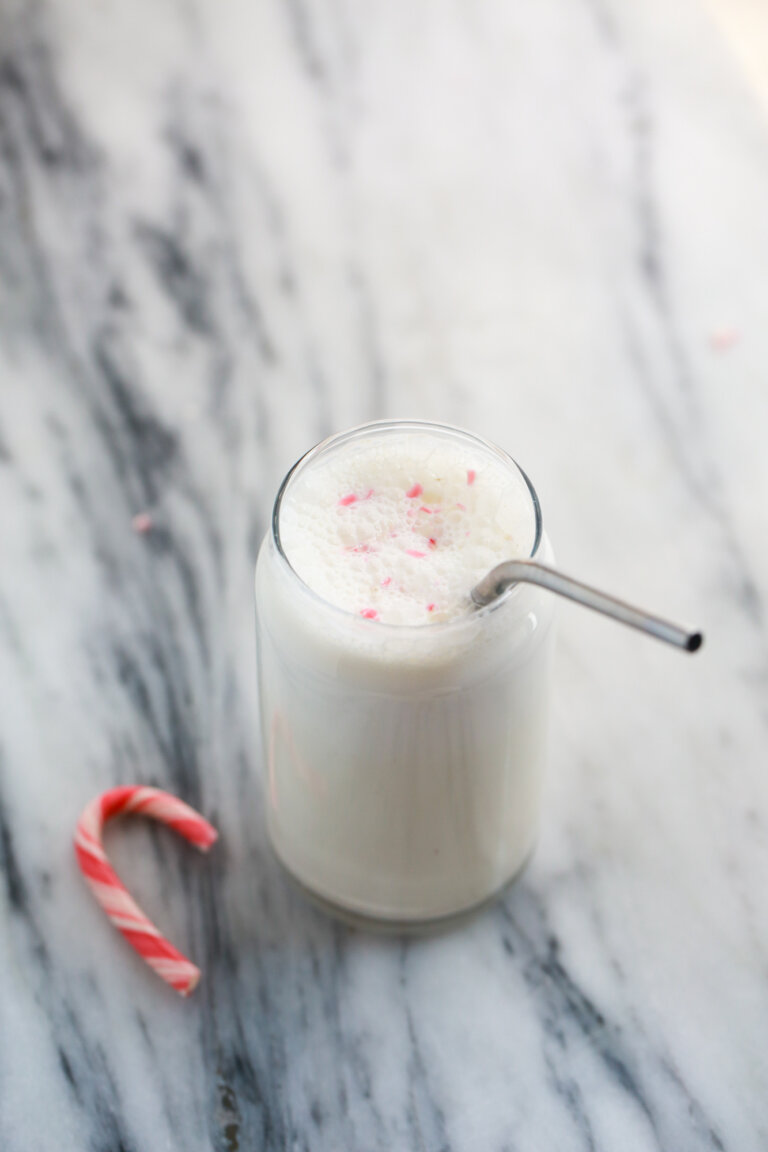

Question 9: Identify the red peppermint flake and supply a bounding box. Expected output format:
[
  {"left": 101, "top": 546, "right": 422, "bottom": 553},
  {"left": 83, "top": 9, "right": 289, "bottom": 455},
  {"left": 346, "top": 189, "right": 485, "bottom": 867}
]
[
  {"left": 428, "top": 538, "right": 437, "bottom": 548},
  {"left": 419, "top": 505, "right": 432, "bottom": 514},
  {"left": 364, "top": 488, "right": 375, "bottom": 500},
  {"left": 427, "top": 603, "right": 436, "bottom": 612},
  {"left": 339, "top": 493, "right": 357, "bottom": 506},
  {"left": 381, "top": 577, "right": 392, "bottom": 587},
  {"left": 360, "top": 608, "right": 378, "bottom": 620},
  {"left": 710, "top": 327, "right": 739, "bottom": 352},
  {"left": 406, "top": 549, "right": 426, "bottom": 559},
  {"left": 406, "top": 483, "right": 423, "bottom": 499},
  {"left": 455, "top": 502, "right": 466, "bottom": 511},
  {"left": 466, "top": 469, "right": 476, "bottom": 486}
]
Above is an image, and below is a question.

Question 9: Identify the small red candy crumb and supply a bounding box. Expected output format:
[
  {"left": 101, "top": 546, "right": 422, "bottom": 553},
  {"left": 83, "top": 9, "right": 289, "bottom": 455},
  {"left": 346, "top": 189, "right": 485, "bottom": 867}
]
[
  {"left": 339, "top": 494, "right": 357, "bottom": 506},
  {"left": 132, "top": 512, "right": 153, "bottom": 534},
  {"left": 427, "top": 603, "right": 436, "bottom": 612},
  {"left": 428, "top": 538, "right": 437, "bottom": 548},
  {"left": 467, "top": 469, "right": 476, "bottom": 486},
  {"left": 419, "top": 505, "right": 432, "bottom": 514},
  {"left": 456, "top": 502, "right": 466, "bottom": 511},
  {"left": 381, "top": 577, "right": 392, "bottom": 587},
  {"left": 349, "top": 543, "right": 375, "bottom": 554},
  {"left": 406, "top": 549, "right": 426, "bottom": 559},
  {"left": 365, "top": 488, "right": 375, "bottom": 499},
  {"left": 406, "top": 483, "right": 423, "bottom": 499},
  {"left": 710, "top": 328, "right": 739, "bottom": 352},
  {"left": 360, "top": 608, "right": 378, "bottom": 620}
]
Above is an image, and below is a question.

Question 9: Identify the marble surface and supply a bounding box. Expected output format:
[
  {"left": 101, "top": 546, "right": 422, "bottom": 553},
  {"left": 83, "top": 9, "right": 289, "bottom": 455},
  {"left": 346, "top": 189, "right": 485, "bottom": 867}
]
[{"left": 1, "top": 0, "right": 767, "bottom": 1148}]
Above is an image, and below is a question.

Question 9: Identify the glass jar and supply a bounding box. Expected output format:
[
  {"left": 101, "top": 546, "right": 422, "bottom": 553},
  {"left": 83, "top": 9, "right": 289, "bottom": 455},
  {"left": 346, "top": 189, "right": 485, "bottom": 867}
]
[{"left": 255, "top": 421, "right": 555, "bottom": 926}]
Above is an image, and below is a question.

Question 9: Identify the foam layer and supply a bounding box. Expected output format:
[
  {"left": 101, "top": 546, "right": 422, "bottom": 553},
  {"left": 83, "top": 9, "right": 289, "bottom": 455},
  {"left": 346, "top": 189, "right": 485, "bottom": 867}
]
[{"left": 279, "top": 429, "right": 536, "bottom": 625}]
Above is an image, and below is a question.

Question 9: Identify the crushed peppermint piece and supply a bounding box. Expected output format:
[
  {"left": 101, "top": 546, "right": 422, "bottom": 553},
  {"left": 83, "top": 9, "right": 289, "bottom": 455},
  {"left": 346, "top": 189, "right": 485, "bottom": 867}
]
[{"left": 710, "top": 328, "right": 739, "bottom": 352}]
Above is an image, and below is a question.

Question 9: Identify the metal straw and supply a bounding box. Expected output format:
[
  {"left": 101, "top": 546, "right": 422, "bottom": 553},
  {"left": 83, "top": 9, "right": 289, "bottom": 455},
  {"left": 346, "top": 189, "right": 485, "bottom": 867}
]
[{"left": 470, "top": 560, "right": 703, "bottom": 653}]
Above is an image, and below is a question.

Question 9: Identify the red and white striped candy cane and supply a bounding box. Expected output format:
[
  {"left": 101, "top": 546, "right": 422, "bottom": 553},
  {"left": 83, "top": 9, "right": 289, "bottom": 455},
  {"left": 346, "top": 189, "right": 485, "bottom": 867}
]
[{"left": 74, "top": 786, "right": 218, "bottom": 997}]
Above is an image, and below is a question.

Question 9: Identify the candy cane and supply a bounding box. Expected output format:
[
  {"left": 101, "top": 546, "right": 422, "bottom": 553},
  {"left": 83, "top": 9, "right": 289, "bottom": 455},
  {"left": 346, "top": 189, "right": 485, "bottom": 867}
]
[{"left": 74, "top": 786, "right": 218, "bottom": 997}]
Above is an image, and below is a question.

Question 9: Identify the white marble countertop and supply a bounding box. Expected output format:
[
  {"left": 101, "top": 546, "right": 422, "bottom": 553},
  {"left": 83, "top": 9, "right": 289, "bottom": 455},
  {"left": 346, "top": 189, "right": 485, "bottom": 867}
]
[{"left": 1, "top": 0, "right": 767, "bottom": 1148}]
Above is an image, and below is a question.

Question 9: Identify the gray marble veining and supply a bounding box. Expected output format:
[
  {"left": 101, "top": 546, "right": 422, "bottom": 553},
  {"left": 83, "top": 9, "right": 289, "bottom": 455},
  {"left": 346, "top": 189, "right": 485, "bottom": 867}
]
[{"left": 1, "top": 0, "right": 767, "bottom": 1148}]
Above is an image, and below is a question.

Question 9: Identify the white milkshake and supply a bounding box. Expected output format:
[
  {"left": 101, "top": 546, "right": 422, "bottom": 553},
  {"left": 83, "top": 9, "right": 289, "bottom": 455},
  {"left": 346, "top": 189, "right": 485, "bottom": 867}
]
[{"left": 255, "top": 421, "right": 555, "bottom": 923}]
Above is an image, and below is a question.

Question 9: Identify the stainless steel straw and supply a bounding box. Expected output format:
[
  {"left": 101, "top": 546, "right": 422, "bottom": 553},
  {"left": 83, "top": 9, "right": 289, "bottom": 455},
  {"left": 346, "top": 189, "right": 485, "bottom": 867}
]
[{"left": 471, "top": 560, "right": 703, "bottom": 652}]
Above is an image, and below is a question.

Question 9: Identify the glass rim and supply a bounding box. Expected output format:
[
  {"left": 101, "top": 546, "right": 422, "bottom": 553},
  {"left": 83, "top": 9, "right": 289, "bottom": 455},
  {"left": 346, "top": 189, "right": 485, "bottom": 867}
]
[{"left": 270, "top": 419, "right": 544, "bottom": 632}]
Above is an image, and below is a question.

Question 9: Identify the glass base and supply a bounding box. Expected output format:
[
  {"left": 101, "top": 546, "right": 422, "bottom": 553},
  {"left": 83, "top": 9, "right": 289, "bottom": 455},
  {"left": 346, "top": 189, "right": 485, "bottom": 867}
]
[{"left": 273, "top": 847, "right": 535, "bottom": 936}]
